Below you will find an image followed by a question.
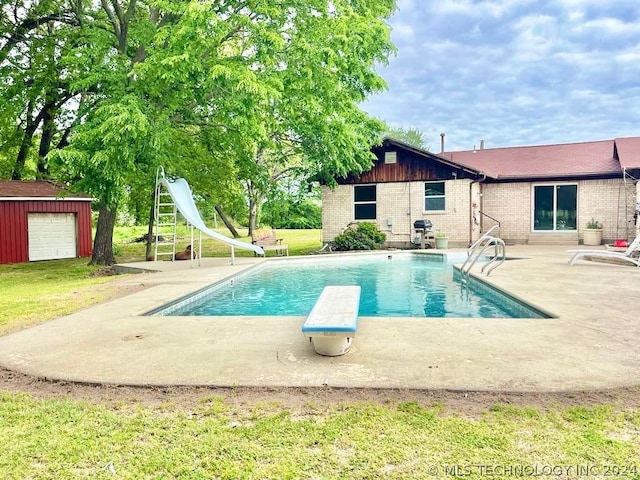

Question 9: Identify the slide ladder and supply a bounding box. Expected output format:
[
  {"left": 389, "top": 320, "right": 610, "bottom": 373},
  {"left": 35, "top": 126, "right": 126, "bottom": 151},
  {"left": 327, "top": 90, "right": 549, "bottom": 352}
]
[
  {"left": 153, "top": 168, "right": 264, "bottom": 265},
  {"left": 154, "top": 181, "right": 177, "bottom": 261}
]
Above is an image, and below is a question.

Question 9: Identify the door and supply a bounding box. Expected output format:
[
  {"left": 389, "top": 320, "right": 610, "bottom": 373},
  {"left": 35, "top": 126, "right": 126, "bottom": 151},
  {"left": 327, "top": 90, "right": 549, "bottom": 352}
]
[
  {"left": 533, "top": 184, "right": 577, "bottom": 231},
  {"left": 28, "top": 213, "right": 77, "bottom": 261}
]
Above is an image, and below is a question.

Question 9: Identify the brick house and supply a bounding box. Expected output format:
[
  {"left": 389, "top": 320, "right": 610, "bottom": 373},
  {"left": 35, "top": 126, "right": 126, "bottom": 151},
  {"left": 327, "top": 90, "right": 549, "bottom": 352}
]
[{"left": 321, "top": 137, "right": 640, "bottom": 247}]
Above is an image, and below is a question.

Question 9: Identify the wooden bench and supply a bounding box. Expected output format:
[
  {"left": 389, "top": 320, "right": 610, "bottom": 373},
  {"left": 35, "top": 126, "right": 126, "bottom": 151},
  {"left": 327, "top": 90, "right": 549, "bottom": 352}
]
[
  {"left": 301, "top": 286, "right": 361, "bottom": 356},
  {"left": 251, "top": 228, "right": 288, "bottom": 256}
]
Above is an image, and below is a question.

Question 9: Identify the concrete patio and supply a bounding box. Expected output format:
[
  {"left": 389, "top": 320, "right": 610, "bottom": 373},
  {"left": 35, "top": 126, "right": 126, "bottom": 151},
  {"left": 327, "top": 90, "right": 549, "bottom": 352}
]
[{"left": 0, "top": 245, "right": 639, "bottom": 392}]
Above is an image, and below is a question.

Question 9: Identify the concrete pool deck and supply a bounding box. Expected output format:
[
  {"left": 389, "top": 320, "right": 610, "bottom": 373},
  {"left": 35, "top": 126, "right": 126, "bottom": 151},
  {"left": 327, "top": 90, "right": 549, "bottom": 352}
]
[{"left": 0, "top": 245, "right": 639, "bottom": 392}]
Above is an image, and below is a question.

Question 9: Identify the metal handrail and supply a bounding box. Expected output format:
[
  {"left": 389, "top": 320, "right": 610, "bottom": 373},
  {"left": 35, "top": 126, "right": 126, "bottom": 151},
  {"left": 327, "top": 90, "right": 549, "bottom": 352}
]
[
  {"left": 468, "top": 224, "right": 500, "bottom": 254},
  {"left": 461, "top": 232, "right": 507, "bottom": 279},
  {"left": 479, "top": 211, "right": 501, "bottom": 230},
  {"left": 481, "top": 238, "right": 506, "bottom": 276}
]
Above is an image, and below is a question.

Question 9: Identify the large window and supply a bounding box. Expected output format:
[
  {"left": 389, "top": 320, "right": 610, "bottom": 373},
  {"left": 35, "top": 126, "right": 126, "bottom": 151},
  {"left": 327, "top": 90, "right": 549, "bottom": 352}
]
[
  {"left": 354, "top": 185, "right": 376, "bottom": 220},
  {"left": 533, "top": 184, "right": 577, "bottom": 231},
  {"left": 424, "top": 181, "right": 445, "bottom": 211}
]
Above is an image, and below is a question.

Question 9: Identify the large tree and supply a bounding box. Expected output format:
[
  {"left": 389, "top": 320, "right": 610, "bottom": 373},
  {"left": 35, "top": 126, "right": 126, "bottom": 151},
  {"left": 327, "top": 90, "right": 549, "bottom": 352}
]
[
  {"left": 0, "top": 0, "right": 82, "bottom": 180},
  {"left": 3, "top": 0, "right": 397, "bottom": 265}
]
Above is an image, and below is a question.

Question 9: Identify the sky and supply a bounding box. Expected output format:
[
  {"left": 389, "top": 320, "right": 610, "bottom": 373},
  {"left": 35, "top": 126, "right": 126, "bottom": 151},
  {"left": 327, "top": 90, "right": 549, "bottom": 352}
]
[{"left": 361, "top": 0, "right": 640, "bottom": 152}]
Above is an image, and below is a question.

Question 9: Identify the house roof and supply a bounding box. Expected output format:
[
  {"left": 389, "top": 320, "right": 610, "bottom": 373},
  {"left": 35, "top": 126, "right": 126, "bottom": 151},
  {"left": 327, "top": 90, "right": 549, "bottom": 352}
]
[
  {"left": 613, "top": 137, "right": 640, "bottom": 170},
  {"left": 0, "top": 180, "right": 91, "bottom": 200},
  {"left": 441, "top": 139, "right": 627, "bottom": 180}
]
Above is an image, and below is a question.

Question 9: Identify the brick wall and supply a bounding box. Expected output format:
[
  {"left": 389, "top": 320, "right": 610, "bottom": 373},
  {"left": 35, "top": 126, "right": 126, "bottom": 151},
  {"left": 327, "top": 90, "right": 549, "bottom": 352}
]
[
  {"left": 322, "top": 179, "right": 473, "bottom": 247},
  {"left": 481, "top": 183, "right": 531, "bottom": 243},
  {"left": 578, "top": 178, "right": 636, "bottom": 242},
  {"left": 481, "top": 178, "right": 635, "bottom": 243},
  {"left": 323, "top": 178, "right": 636, "bottom": 246}
]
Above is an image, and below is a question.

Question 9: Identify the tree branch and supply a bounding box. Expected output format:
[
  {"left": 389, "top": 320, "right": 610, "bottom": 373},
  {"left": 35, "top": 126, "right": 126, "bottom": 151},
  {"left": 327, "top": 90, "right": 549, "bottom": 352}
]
[{"left": 0, "top": 11, "right": 78, "bottom": 63}]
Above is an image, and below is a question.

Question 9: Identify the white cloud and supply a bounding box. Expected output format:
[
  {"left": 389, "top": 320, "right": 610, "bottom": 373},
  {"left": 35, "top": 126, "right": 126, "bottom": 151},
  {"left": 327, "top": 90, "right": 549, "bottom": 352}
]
[{"left": 362, "top": 1, "right": 640, "bottom": 150}]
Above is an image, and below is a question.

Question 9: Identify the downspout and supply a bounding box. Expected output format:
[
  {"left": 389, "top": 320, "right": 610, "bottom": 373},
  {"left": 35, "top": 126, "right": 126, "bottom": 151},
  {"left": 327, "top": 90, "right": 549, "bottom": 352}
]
[{"left": 469, "top": 173, "right": 487, "bottom": 247}]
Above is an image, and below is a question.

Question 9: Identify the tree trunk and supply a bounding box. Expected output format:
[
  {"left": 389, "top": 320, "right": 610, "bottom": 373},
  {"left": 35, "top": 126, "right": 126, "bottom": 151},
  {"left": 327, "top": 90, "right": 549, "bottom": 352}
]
[
  {"left": 246, "top": 180, "right": 264, "bottom": 236},
  {"left": 90, "top": 203, "right": 117, "bottom": 265},
  {"left": 214, "top": 205, "right": 240, "bottom": 238},
  {"left": 12, "top": 101, "right": 38, "bottom": 180},
  {"left": 37, "top": 103, "right": 56, "bottom": 178},
  {"left": 248, "top": 196, "right": 259, "bottom": 236}
]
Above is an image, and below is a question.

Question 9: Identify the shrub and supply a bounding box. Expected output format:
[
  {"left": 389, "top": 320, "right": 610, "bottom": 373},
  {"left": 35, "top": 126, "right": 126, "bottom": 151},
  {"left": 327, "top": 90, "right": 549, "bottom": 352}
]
[{"left": 333, "top": 222, "right": 386, "bottom": 251}]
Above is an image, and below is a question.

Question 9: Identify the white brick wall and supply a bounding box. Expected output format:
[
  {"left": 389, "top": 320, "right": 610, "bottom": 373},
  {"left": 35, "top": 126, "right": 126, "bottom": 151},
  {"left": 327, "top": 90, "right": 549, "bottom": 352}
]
[
  {"left": 322, "top": 179, "right": 473, "bottom": 247},
  {"left": 481, "top": 179, "right": 636, "bottom": 243},
  {"left": 322, "top": 178, "right": 636, "bottom": 246}
]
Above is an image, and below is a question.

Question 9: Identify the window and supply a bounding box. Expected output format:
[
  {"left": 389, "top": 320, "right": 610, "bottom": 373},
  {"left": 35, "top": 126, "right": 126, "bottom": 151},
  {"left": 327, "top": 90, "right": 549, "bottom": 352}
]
[
  {"left": 424, "top": 181, "right": 445, "bottom": 211},
  {"left": 354, "top": 185, "right": 376, "bottom": 220},
  {"left": 384, "top": 151, "right": 397, "bottom": 164},
  {"left": 533, "top": 184, "right": 577, "bottom": 231}
]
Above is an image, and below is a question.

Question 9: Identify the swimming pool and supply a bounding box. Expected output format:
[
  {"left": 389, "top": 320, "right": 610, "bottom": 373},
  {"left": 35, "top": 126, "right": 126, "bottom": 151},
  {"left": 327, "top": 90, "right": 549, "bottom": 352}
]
[{"left": 149, "top": 252, "right": 548, "bottom": 318}]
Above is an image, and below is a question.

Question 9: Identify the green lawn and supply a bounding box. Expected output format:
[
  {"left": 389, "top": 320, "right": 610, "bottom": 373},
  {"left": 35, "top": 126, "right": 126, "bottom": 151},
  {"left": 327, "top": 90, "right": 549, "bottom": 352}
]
[
  {"left": 1, "top": 394, "right": 639, "bottom": 479},
  {"left": 114, "top": 225, "right": 323, "bottom": 262},
  {"left": 1, "top": 227, "right": 640, "bottom": 479}
]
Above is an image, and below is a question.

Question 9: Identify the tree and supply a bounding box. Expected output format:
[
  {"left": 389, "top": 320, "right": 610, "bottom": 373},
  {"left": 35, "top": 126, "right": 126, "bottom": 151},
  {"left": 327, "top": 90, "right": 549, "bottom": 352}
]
[
  {"left": 0, "top": 0, "right": 81, "bottom": 180},
  {"left": 383, "top": 126, "right": 429, "bottom": 149},
  {"left": 7, "top": 0, "right": 397, "bottom": 265}
]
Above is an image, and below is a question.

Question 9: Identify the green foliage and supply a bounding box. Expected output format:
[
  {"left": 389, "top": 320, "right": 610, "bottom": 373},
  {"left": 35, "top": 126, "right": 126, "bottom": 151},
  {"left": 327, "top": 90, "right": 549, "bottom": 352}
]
[
  {"left": 383, "top": 126, "right": 429, "bottom": 149},
  {"left": 1, "top": 0, "right": 397, "bottom": 263},
  {"left": 586, "top": 218, "right": 603, "bottom": 229},
  {"left": 333, "top": 222, "right": 387, "bottom": 250},
  {"left": 262, "top": 198, "right": 322, "bottom": 229}
]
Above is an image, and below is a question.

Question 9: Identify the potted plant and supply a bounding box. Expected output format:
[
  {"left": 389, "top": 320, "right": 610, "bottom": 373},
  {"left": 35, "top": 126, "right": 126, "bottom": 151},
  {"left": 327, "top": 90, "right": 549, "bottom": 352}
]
[
  {"left": 583, "top": 218, "right": 603, "bottom": 246},
  {"left": 435, "top": 231, "right": 449, "bottom": 249}
]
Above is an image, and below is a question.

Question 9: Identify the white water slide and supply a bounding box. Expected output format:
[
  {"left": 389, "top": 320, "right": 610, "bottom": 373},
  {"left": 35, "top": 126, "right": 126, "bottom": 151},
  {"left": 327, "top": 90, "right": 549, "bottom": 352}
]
[{"left": 156, "top": 175, "right": 264, "bottom": 263}]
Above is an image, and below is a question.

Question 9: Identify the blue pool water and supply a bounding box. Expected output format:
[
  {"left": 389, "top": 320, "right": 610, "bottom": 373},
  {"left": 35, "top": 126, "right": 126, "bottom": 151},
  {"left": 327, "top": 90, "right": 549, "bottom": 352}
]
[{"left": 150, "top": 253, "right": 547, "bottom": 318}]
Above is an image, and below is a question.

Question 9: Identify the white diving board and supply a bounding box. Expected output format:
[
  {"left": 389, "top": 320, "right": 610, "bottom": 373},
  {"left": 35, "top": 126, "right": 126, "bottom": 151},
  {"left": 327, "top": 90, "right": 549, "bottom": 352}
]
[{"left": 301, "top": 286, "right": 361, "bottom": 356}]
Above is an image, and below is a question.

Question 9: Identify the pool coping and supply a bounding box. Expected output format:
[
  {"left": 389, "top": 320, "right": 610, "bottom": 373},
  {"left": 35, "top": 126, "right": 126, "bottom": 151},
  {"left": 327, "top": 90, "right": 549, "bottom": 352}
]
[{"left": 0, "top": 245, "right": 639, "bottom": 392}]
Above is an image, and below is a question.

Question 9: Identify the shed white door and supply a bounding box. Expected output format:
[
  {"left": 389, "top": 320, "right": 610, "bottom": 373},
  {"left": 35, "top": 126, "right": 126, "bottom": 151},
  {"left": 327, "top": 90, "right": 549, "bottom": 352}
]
[{"left": 28, "top": 213, "right": 77, "bottom": 261}]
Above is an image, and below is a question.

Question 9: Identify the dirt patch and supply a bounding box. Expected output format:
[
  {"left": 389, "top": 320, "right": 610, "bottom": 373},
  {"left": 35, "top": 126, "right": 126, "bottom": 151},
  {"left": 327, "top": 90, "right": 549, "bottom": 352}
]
[
  {"left": 2, "top": 367, "right": 639, "bottom": 416},
  {"left": 88, "top": 266, "right": 120, "bottom": 277}
]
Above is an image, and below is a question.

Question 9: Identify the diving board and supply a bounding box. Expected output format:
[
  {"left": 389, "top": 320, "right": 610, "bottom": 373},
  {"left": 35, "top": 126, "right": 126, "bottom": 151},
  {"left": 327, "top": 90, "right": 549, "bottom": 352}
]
[{"left": 302, "top": 286, "right": 361, "bottom": 356}]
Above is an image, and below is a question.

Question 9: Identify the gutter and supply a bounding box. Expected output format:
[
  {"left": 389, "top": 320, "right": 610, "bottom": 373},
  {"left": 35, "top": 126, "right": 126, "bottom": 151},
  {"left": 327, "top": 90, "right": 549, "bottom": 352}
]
[{"left": 469, "top": 173, "right": 487, "bottom": 247}]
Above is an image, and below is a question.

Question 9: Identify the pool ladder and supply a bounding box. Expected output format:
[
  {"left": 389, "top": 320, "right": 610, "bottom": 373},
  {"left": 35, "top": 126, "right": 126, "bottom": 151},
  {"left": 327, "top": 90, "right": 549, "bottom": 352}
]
[{"left": 460, "top": 225, "right": 506, "bottom": 282}]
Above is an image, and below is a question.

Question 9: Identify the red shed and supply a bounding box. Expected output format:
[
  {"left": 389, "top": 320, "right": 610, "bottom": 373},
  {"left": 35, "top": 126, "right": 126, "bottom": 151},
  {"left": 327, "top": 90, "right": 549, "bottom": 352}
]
[{"left": 0, "top": 180, "right": 93, "bottom": 264}]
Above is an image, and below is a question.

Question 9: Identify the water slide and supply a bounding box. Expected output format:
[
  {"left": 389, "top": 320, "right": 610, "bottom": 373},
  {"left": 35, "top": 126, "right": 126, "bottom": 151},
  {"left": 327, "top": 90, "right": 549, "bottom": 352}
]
[{"left": 157, "top": 176, "right": 264, "bottom": 258}]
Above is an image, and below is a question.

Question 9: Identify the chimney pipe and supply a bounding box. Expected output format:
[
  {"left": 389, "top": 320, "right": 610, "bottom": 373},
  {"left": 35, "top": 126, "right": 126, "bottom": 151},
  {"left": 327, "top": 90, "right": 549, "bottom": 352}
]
[
  {"left": 440, "top": 133, "right": 445, "bottom": 153},
  {"left": 480, "top": 139, "right": 484, "bottom": 150}
]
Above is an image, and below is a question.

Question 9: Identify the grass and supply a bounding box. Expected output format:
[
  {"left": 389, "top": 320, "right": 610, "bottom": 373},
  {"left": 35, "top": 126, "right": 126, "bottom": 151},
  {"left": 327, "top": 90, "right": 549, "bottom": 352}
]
[
  {"left": 114, "top": 225, "right": 323, "bottom": 262},
  {"left": 1, "top": 395, "right": 639, "bottom": 479},
  {"left": 2, "top": 227, "right": 640, "bottom": 478},
  {"left": 0, "top": 259, "right": 118, "bottom": 335}
]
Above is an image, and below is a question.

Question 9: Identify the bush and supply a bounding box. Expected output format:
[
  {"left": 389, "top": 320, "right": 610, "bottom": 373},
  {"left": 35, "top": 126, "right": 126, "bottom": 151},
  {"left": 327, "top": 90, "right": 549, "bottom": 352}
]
[{"left": 333, "top": 222, "right": 386, "bottom": 251}]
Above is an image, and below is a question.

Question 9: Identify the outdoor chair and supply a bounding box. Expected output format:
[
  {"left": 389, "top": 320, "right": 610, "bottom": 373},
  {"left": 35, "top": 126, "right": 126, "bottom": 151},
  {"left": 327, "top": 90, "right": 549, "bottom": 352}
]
[{"left": 568, "top": 234, "right": 640, "bottom": 267}]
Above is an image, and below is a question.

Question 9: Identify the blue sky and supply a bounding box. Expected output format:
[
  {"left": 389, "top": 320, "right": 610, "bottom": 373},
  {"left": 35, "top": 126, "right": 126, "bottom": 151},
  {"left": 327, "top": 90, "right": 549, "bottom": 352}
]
[{"left": 362, "top": 0, "right": 640, "bottom": 151}]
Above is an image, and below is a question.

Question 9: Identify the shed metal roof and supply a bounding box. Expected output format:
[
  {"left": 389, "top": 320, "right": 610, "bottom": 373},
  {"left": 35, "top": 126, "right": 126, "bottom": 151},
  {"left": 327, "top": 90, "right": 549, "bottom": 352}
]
[{"left": 0, "top": 180, "right": 91, "bottom": 200}]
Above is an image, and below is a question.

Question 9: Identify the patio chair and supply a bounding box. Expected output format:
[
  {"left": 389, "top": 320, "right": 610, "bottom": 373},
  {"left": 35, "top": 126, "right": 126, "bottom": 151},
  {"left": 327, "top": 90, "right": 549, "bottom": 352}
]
[{"left": 568, "top": 234, "right": 640, "bottom": 267}]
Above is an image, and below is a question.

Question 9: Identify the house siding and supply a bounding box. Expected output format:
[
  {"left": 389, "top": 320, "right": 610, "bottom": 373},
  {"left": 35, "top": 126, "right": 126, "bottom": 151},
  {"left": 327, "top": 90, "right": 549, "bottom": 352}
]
[
  {"left": 480, "top": 178, "right": 635, "bottom": 244},
  {"left": 481, "top": 183, "right": 531, "bottom": 243},
  {"left": 322, "top": 179, "right": 473, "bottom": 247},
  {"left": 577, "top": 178, "right": 635, "bottom": 242},
  {"left": 323, "top": 177, "right": 636, "bottom": 247}
]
